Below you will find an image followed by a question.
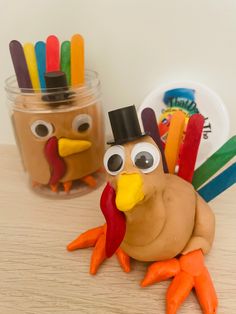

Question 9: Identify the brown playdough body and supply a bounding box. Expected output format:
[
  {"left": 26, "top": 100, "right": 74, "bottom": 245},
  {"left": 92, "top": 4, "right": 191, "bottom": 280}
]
[
  {"left": 109, "top": 136, "right": 215, "bottom": 262},
  {"left": 12, "top": 94, "right": 104, "bottom": 184}
]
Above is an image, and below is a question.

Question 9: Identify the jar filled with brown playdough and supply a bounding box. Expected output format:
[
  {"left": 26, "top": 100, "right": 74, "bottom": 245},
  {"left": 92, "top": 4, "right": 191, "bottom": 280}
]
[{"left": 5, "top": 70, "right": 105, "bottom": 197}]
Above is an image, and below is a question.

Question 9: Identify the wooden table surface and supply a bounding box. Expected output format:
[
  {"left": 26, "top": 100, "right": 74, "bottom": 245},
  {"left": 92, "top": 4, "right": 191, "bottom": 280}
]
[{"left": 0, "top": 145, "right": 235, "bottom": 314}]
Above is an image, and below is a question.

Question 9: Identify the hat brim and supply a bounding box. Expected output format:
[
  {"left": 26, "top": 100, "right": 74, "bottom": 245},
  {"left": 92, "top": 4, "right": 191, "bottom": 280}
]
[
  {"left": 107, "top": 132, "right": 149, "bottom": 145},
  {"left": 42, "top": 91, "right": 75, "bottom": 102}
]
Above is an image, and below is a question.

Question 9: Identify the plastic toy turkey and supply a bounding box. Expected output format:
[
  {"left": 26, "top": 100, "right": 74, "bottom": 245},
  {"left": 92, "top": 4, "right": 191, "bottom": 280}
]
[{"left": 68, "top": 105, "right": 236, "bottom": 314}]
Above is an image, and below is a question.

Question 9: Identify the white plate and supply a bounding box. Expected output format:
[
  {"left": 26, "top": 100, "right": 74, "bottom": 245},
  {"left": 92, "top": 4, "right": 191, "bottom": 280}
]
[{"left": 138, "top": 81, "right": 230, "bottom": 168}]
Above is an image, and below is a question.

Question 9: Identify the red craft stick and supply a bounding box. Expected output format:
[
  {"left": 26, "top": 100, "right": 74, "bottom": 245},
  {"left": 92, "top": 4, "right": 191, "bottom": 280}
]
[
  {"left": 178, "top": 114, "right": 204, "bottom": 183},
  {"left": 46, "top": 35, "right": 60, "bottom": 72}
]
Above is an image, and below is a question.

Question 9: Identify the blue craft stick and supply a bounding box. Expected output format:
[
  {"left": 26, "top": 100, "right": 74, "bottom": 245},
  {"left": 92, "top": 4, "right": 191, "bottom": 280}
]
[
  {"left": 35, "top": 41, "right": 46, "bottom": 89},
  {"left": 198, "top": 163, "right": 236, "bottom": 202}
]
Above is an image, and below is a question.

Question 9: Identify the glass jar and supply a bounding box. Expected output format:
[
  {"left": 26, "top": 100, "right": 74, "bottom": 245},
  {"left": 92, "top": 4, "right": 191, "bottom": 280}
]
[{"left": 5, "top": 70, "right": 105, "bottom": 197}]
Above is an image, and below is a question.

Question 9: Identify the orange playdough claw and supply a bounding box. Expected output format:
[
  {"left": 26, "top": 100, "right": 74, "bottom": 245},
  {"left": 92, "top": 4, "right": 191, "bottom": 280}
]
[
  {"left": 67, "top": 224, "right": 132, "bottom": 275},
  {"left": 81, "top": 175, "right": 97, "bottom": 188},
  {"left": 180, "top": 249, "right": 205, "bottom": 276},
  {"left": 141, "top": 250, "right": 217, "bottom": 314},
  {"left": 116, "top": 248, "right": 131, "bottom": 273},
  {"left": 63, "top": 181, "right": 72, "bottom": 193},
  {"left": 167, "top": 250, "right": 217, "bottom": 314},
  {"left": 90, "top": 233, "right": 106, "bottom": 275},
  {"left": 50, "top": 183, "right": 59, "bottom": 192},
  {"left": 141, "top": 258, "right": 180, "bottom": 287},
  {"left": 67, "top": 225, "right": 104, "bottom": 251},
  {"left": 195, "top": 267, "right": 218, "bottom": 314},
  {"left": 32, "top": 181, "right": 41, "bottom": 188},
  {"left": 166, "top": 270, "right": 194, "bottom": 314}
]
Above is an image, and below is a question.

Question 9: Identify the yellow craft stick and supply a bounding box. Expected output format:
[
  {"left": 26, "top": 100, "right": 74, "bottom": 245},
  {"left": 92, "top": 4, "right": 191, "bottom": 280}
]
[
  {"left": 71, "top": 34, "right": 84, "bottom": 86},
  {"left": 164, "top": 111, "right": 185, "bottom": 174},
  {"left": 23, "top": 43, "right": 40, "bottom": 90}
]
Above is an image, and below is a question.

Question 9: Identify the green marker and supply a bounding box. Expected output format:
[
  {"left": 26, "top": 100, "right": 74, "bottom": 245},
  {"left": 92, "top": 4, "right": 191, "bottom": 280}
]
[
  {"left": 192, "top": 135, "right": 236, "bottom": 189},
  {"left": 60, "top": 41, "right": 71, "bottom": 85}
]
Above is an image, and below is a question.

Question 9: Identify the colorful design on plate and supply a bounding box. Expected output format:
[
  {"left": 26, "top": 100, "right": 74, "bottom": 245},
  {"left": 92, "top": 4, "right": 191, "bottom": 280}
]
[{"left": 158, "top": 88, "right": 212, "bottom": 144}]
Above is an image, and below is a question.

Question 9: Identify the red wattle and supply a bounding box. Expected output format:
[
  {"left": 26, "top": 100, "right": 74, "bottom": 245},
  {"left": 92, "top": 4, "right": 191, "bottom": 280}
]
[
  {"left": 100, "top": 182, "right": 126, "bottom": 258},
  {"left": 44, "top": 137, "right": 67, "bottom": 185}
]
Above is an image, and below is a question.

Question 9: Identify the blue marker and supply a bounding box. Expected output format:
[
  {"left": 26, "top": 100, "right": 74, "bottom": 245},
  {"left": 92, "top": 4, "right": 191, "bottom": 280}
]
[
  {"left": 198, "top": 163, "right": 236, "bottom": 202},
  {"left": 35, "top": 41, "right": 46, "bottom": 89}
]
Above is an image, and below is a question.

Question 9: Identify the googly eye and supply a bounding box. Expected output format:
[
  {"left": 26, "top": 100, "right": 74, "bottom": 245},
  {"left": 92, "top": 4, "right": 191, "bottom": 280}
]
[
  {"left": 131, "top": 142, "right": 160, "bottom": 174},
  {"left": 104, "top": 145, "right": 125, "bottom": 175},
  {"left": 72, "top": 114, "right": 92, "bottom": 133},
  {"left": 31, "top": 120, "right": 54, "bottom": 139}
]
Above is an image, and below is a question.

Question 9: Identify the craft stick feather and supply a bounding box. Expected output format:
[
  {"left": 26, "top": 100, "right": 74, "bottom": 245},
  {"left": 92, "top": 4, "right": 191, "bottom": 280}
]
[
  {"left": 198, "top": 163, "right": 236, "bottom": 202},
  {"left": 9, "top": 40, "right": 32, "bottom": 90},
  {"left": 164, "top": 111, "right": 185, "bottom": 173},
  {"left": 141, "top": 107, "right": 168, "bottom": 173},
  {"left": 178, "top": 114, "right": 204, "bottom": 182},
  {"left": 192, "top": 136, "right": 236, "bottom": 189}
]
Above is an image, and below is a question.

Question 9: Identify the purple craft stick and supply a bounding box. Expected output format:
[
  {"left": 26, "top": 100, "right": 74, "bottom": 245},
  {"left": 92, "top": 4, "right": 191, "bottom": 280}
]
[
  {"left": 9, "top": 40, "right": 32, "bottom": 90},
  {"left": 141, "top": 107, "right": 168, "bottom": 173}
]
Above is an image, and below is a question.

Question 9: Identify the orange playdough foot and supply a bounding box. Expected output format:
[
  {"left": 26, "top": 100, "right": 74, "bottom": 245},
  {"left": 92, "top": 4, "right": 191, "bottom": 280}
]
[
  {"left": 141, "top": 250, "right": 218, "bottom": 314},
  {"left": 67, "top": 224, "right": 131, "bottom": 275}
]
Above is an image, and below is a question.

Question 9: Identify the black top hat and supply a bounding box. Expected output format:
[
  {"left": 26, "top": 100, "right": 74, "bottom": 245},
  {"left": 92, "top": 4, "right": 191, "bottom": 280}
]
[
  {"left": 42, "top": 71, "right": 73, "bottom": 102},
  {"left": 107, "top": 105, "right": 147, "bottom": 145}
]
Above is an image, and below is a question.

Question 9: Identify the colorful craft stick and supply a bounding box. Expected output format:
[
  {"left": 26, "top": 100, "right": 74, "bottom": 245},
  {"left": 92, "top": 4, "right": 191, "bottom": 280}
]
[
  {"left": 198, "top": 163, "right": 236, "bottom": 202},
  {"left": 46, "top": 35, "right": 60, "bottom": 72},
  {"left": 141, "top": 107, "right": 168, "bottom": 173},
  {"left": 164, "top": 111, "right": 185, "bottom": 173},
  {"left": 35, "top": 41, "right": 46, "bottom": 89},
  {"left": 9, "top": 40, "right": 32, "bottom": 89},
  {"left": 71, "top": 34, "right": 84, "bottom": 86},
  {"left": 60, "top": 41, "right": 71, "bottom": 85},
  {"left": 192, "top": 136, "right": 236, "bottom": 189},
  {"left": 178, "top": 114, "right": 204, "bottom": 182},
  {"left": 23, "top": 43, "right": 40, "bottom": 90}
]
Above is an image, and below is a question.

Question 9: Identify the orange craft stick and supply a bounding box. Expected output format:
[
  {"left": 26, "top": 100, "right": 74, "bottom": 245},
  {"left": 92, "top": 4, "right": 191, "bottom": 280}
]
[
  {"left": 90, "top": 233, "right": 106, "bottom": 275},
  {"left": 71, "top": 34, "right": 84, "bottom": 86},
  {"left": 67, "top": 225, "right": 104, "bottom": 251},
  {"left": 164, "top": 111, "right": 185, "bottom": 173},
  {"left": 115, "top": 248, "right": 131, "bottom": 273}
]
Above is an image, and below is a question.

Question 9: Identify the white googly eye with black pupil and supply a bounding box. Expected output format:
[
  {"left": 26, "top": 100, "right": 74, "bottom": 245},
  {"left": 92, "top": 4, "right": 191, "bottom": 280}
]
[
  {"left": 104, "top": 145, "right": 125, "bottom": 175},
  {"left": 135, "top": 151, "right": 154, "bottom": 169},
  {"left": 72, "top": 114, "right": 92, "bottom": 133},
  {"left": 131, "top": 142, "right": 160, "bottom": 173},
  {"left": 31, "top": 120, "right": 53, "bottom": 138}
]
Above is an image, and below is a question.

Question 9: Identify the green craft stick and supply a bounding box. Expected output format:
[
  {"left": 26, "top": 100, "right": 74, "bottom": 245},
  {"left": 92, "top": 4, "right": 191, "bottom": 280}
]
[
  {"left": 192, "top": 135, "right": 236, "bottom": 189},
  {"left": 60, "top": 41, "right": 71, "bottom": 85}
]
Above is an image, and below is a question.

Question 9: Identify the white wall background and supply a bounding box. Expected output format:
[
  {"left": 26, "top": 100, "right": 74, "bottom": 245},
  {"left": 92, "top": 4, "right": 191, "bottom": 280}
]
[{"left": 1, "top": 0, "right": 236, "bottom": 144}]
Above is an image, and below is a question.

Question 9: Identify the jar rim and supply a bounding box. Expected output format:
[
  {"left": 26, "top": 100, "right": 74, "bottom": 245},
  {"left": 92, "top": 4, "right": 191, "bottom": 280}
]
[
  {"left": 5, "top": 69, "right": 101, "bottom": 112},
  {"left": 5, "top": 69, "right": 100, "bottom": 95}
]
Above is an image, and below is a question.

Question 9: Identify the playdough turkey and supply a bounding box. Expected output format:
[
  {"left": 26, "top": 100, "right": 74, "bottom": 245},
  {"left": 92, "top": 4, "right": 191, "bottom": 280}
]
[
  {"left": 68, "top": 105, "right": 217, "bottom": 314},
  {"left": 13, "top": 72, "right": 104, "bottom": 192}
]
